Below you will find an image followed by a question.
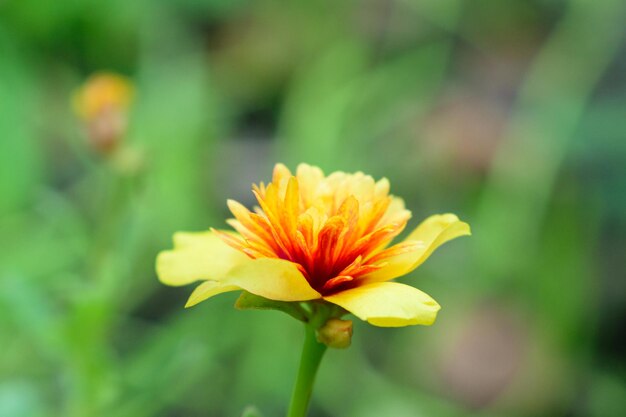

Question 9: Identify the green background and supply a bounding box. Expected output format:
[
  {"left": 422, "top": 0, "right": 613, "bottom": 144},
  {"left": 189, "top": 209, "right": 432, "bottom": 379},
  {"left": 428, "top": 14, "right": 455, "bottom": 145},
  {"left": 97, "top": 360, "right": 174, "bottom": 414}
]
[{"left": 1, "top": 0, "right": 625, "bottom": 416}]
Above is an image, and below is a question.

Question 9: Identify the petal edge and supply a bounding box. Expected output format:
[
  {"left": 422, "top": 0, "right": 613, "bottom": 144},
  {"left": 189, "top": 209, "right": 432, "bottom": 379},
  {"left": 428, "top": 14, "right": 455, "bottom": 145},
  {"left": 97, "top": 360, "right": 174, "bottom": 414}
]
[
  {"left": 156, "top": 230, "right": 248, "bottom": 287},
  {"left": 185, "top": 281, "right": 241, "bottom": 308},
  {"left": 363, "top": 214, "right": 470, "bottom": 282},
  {"left": 324, "top": 282, "right": 440, "bottom": 327},
  {"left": 225, "top": 258, "right": 321, "bottom": 302}
]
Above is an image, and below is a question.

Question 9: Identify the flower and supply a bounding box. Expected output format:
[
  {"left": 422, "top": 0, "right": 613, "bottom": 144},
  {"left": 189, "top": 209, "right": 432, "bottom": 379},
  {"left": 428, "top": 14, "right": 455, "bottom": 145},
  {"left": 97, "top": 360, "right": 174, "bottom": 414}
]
[
  {"left": 72, "top": 72, "right": 134, "bottom": 153},
  {"left": 157, "top": 163, "right": 470, "bottom": 327}
]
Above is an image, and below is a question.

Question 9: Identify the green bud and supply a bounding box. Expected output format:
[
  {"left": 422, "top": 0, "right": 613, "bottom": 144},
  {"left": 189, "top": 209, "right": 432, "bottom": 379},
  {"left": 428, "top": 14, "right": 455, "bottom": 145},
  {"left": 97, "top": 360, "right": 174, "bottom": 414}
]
[{"left": 316, "top": 318, "right": 353, "bottom": 349}]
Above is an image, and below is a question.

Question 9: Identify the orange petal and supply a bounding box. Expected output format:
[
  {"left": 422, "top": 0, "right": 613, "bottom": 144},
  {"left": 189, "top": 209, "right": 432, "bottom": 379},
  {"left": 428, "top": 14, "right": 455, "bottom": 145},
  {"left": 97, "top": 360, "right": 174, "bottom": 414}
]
[{"left": 362, "top": 214, "right": 470, "bottom": 282}]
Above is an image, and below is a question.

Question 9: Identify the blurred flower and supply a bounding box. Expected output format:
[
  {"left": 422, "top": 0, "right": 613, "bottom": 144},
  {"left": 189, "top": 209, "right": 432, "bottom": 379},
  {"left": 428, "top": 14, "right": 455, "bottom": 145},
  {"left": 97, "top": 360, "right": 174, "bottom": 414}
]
[
  {"left": 157, "top": 163, "right": 470, "bottom": 327},
  {"left": 73, "top": 72, "right": 134, "bottom": 154}
]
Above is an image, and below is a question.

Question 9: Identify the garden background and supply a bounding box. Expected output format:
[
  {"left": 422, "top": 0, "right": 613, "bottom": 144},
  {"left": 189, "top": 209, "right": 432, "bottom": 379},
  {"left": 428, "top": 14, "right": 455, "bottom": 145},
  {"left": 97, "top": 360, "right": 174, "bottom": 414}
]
[{"left": 1, "top": 0, "right": 625, "bottom": 416}]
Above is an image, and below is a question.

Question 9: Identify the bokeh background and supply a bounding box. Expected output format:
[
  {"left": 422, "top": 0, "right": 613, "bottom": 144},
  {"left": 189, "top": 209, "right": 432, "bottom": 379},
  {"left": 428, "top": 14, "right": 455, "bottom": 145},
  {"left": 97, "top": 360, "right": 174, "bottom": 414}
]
[{"left": 1, "top": 0, "right": 625, "bottom": 416}]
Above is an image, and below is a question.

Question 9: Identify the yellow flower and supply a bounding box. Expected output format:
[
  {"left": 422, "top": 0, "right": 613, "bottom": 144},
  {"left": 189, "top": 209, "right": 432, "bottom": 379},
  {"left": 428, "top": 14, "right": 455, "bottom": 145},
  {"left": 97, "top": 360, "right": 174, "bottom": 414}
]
[{"left": 157, "top": 164, "right": 470, "bottom": 327}]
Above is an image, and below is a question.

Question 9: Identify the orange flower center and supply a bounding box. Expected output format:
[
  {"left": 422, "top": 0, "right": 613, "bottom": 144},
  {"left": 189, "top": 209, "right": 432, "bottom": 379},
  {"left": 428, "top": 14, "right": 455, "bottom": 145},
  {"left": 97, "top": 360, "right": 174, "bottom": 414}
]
[{"left": 215, "top": 164, "right": 412, "bottom": 295}]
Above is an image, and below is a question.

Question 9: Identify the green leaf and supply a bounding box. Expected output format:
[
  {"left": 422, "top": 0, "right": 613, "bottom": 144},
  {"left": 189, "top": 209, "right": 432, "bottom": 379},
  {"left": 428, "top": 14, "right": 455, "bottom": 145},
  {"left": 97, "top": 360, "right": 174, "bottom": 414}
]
[{"left": 235, "top": 292, "right": 308, "bottom": 322}]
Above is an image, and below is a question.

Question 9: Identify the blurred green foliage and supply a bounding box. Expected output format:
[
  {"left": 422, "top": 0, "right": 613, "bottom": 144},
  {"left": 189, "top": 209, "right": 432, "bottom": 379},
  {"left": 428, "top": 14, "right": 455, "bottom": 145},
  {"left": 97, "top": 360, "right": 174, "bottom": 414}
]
[{"left": 1, "top": 0, "right": 625, "bottom": 416}]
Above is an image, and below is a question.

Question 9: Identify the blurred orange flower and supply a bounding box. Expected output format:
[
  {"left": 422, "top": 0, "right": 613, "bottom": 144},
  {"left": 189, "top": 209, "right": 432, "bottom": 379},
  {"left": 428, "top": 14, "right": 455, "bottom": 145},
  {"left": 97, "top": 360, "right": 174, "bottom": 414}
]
[{"left": 73, "top": 72, "right": 134, "bottom": 153}]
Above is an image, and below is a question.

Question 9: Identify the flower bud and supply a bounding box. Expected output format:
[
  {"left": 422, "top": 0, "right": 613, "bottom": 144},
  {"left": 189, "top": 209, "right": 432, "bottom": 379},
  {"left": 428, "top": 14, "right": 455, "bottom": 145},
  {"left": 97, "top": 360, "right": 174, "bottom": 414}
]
[
  {"left": 316, "top": 318, "right": 353, "bottom": 349},
  {"left": 73, "top": 72, "right": 134, "bottom": 154}
]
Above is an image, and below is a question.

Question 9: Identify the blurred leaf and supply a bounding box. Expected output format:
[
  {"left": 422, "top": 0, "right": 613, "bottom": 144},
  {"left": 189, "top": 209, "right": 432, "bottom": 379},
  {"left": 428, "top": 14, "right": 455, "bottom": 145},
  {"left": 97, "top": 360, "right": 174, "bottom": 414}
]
[
  {"left": 534, "top": 197, "right": 596, "bottom": 348},
  {"left": 0, "top": 275, "right": 65, "bottom": 361},
  {"left": 279, "top": 40, "right": 369, "bottom": 169},
  {"left": 341, "top": 42, "right": 451, "bottom": 169},
  {"left": 113, "top": 298, "right": 246, "bottom": 417},
  {"left": 240, "top": 405, "right": 264, "bottom": 417},
  {"left": 0, "top": 30, "right": 42, "bottom": 216},
  {"left": 279, "top": 40, "right": 450, "bottom": 170},
  {"left": 473, "top": 0, "right": 626, "bottom": 284},
  {"left": 405, "top": 0, "right": 462, "bottom": 31},
  {"left": 0, "top": 381, "right": 47, "bottom": 417},
  {"left": 588, "top": 373, "right": 626, "bottom": 417},
  {"left": 130, "top": 10, "right": 221, "bottom": 234}
]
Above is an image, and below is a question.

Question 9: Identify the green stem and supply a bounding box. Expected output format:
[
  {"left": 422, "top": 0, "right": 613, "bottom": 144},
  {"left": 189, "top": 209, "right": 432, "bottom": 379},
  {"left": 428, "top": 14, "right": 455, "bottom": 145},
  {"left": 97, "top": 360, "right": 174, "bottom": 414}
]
[{"left": 287, "top": 324, "right": 327, "bottom": 417}]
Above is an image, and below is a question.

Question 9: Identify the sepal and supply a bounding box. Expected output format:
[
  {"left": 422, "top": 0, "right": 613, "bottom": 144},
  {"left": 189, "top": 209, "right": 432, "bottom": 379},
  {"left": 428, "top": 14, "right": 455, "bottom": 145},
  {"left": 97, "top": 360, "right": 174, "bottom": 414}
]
[{"left": 235, "top": 291, "right": 308, "bottom": 322}]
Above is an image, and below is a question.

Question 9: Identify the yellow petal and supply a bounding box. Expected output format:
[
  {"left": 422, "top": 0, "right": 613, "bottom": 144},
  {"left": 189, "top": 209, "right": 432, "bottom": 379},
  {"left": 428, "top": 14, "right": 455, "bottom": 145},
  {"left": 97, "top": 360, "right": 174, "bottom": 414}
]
[
  {"left": 324, "top": 282, "right": 440, "bottom": 327},
  {"left": 296, "top": 163, "right": 325, "bottom": 207},
  {"left": 185, "top": 281, "right": 241, "bottom": 308},
  {"left": 224, "top": 258, "right": 321, "bottom": 302},
  {"left": 185, "top": 258, "right": 320, "bottom": 308},
  {"left": 364, "top": 214, "right": 470, "bottom": 282},
  {"left": 156, "top": 230, "right": 249, "bottom": 286}
]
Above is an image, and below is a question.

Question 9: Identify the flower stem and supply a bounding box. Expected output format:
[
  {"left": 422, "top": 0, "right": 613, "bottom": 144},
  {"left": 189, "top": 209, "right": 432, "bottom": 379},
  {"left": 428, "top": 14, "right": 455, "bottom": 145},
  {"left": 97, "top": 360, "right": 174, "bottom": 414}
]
[{"left": 287, "top": 324, "right": 327, "bottom": 417}]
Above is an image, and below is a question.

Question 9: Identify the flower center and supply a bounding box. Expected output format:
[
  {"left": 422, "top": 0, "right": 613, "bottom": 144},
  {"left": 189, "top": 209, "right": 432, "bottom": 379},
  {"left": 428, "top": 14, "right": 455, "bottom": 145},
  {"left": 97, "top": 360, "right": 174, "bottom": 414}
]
[{"left": 216, "top": 164, "right": 412, "bottom": 295}]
